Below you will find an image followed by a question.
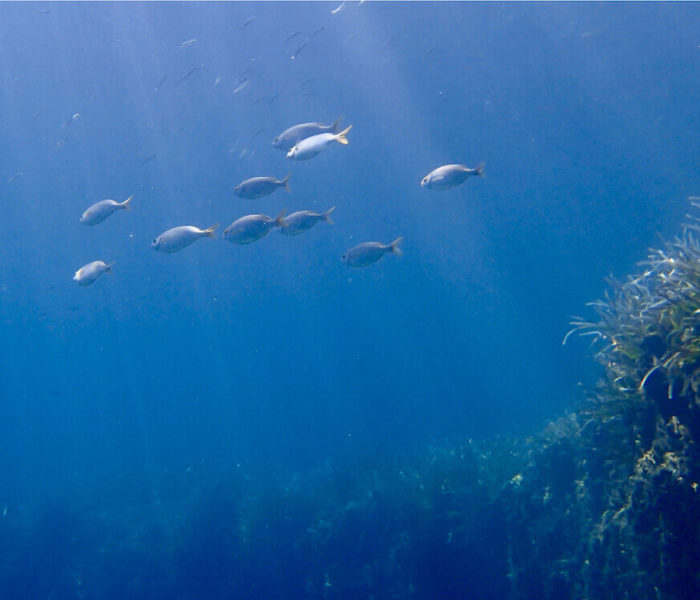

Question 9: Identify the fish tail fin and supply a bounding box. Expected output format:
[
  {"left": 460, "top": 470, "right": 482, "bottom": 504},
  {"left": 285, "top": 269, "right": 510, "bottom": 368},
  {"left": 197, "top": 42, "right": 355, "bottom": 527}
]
[
  {"left": 336, "top": 125, "right": 352, "bottom": 145},
  {"left": 389, "top": 237, "right": 403, "bottom": 256},
  {"left": 283, "top": 172, "right": 291, "bottom": 192},
  {"left": 121, "top": 194, "right": 134, "bottom": 209},
  {"left": 474, "top": 162, "right": 485, "bottom": 178},
  {"left": 323, "top": 206, "right": 336, "bottom": 225},
  {"left": 274, "top": 210, "right": 287, "bottom": 227},
  {"left": 106, "top": 261, "right": 116, "bottom": 272},
  {"left": 331, "top": 116, "right": 342, "bottom": 133},
  {"left": 204, "top": 224, "right": 219, "bottom": 237}
]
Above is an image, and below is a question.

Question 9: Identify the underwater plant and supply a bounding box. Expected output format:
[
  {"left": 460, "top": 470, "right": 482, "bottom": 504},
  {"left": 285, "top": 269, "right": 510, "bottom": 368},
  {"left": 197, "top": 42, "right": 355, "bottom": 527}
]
[
  {"left": 561, "top": 199, "right": 700, "bottom": 599},
  {"left": 7, "top": 206, "right": 700, "bottom": 600},
  {"left": 566, "top": 201, "right": 700, "bottom": 417}
]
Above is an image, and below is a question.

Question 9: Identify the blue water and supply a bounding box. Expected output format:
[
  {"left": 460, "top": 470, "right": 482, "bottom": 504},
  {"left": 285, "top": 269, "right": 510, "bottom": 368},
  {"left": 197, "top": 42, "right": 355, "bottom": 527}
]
[{"left": 0, "top": 2, "right": 699, "bottom": 598}]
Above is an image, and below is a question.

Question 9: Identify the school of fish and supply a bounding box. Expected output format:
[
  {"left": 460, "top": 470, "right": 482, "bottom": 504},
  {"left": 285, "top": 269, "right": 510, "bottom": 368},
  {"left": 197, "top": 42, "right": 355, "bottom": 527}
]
[
  {"left": 73, "top": 113, "right": 484, "bottom": 285},
  {"left": 72, "top": 21, "right": 484, "bottom": 285}
]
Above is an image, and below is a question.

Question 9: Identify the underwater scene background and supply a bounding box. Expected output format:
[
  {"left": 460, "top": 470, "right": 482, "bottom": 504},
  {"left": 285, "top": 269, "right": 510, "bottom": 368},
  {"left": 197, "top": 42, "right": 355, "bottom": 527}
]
[{"left": 1, "top": 2, "right": 699, "bottom": 598}]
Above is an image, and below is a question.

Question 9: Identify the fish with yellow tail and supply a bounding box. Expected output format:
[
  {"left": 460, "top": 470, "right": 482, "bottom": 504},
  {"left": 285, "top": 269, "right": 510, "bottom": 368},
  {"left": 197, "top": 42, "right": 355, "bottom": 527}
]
[
  {"left": 273, "top": 118, "right": 342, "bottom": 151},
  {"left": 420, "top": 163, "right": 484, "bottom": 191},
  {"left": 80, "top": 195, "right": 133, "bottom": 225},
  {"left": 73, "top": 260, "right": 115, "bottom": 286},
  {"left": 223, "top": 211, "right": 287, "bottom": 245},
  {"left": 286, "top": 125, "right": 352, "bottom": 161},
  {"left": 151, "top": 224, "right": 217, "bottom": 253},
  {"left": 234, "top": 174, "right": 291, "bottom": 199},
  {"left": 279, "top": 207, "right": 335, "bottom": 236},
  {"left": 342, "top": 237, "right": 403, "bottom": 268}
]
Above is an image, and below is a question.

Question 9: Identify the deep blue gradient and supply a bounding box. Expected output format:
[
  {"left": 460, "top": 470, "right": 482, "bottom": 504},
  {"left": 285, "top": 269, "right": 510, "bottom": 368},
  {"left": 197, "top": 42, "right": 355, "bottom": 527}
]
[{"left": 0, "top": 0, "right": 699, "bottom": 569}]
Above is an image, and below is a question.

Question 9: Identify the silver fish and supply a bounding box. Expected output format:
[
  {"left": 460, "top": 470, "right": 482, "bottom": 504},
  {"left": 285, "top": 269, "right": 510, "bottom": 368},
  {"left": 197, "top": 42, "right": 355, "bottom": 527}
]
[
  {"left": 80, "top": 195, "right": 132, "bottom": 225},
  {"left": 176, "top": 66, "right": 197, "bottom": 84},
  {"left": 292, "top": 40, "right": 308, "bottom": 60},
  {"left": 287, "top": 126, "right": 351, "bottom": 161},
  {"left": 223, "top": 211, "right": 286, "bottom": 245},
  {"left": 342, "top": 237, "right": 403, "bottom": 268},
  {"left": 279, "top": 207, "right": 335, "bottom": 236},
  {"left": 233, "top": 78, "right": 249, "bottom": 93},
  {"left": 234, "top": 174, "right": 290, "bottom": 199},
  {"left": 420, "top": 163, "right": 484, "bottom": 191},
  {"left": 151, "top": 224, "right": 217, "bottom": 253},
  {"left": 285, "top": 31, "right": 302, "bottom": 45},
  {"left": 73, "top": 260, "right": 114, "bottom": 286},
  {"left": 273, "top": 118, "right": 341, "bottom": 151},
  {"left": 63, "top": 113, "right": 79, "bottom": 128}
]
